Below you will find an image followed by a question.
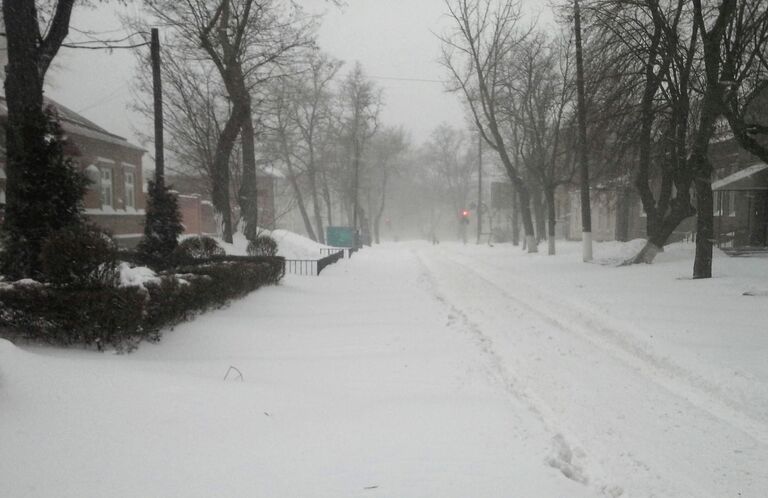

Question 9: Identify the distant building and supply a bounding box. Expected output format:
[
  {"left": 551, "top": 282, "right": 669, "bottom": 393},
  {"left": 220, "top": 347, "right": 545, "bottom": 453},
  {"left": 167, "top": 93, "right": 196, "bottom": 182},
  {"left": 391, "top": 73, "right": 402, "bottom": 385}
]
[
  {"left": 711, "top": 137, "right": 768, "bottom": 252},
  {"left": 166, "top": 171, "right": 278, "bottom": 236}
]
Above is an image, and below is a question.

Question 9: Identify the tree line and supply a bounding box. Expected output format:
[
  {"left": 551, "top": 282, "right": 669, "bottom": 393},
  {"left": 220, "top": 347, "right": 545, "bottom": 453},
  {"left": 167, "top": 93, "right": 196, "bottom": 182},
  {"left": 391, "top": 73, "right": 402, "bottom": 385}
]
[{"left": 439, "top": 0, "right": 768, "bottom": 278}]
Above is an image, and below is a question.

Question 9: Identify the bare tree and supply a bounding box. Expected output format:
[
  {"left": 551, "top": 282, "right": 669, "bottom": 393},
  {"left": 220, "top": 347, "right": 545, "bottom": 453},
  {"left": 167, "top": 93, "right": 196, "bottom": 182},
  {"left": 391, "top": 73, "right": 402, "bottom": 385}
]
[
  {"left": 288, "top": 52, "right": 343, "bottom": 243},
  {"left": 139, "top": 0, "right": 315, "bottom": 243},
  {"left": 335, "top": 62, "right": 382, "bottom": 236},
  {"left": 367, "top": 126, "right": 409, "bottom": 243},
  {"left": 440, "top": 0, "right": 539, "bottom": 252},
  {"left": 422, "top": 124, "right": 478, "bottom": 241},
  {"left": 587, "top": 0, "right": 701, "bottom": 265},
  {"left": 132, "top": 56, "right": 225, "bottom": 195},
  {"left": 688, "top": 0, "right": 737, "bottom": 278},
  {"left": 265, "top": 76, "right": 319, "bottom": 240},
  {"left": 500, "top": 32, "right": 577, "bottom": 255}
]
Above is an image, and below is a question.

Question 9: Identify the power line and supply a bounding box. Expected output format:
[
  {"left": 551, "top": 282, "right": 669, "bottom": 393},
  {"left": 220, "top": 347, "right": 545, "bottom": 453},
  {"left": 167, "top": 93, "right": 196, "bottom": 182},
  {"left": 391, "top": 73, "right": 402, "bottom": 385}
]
[
  {"left": 61, "top": 41, "right": 149, "bottom": 50},
  {"left": 75, "top": 82, "right": 132, "bottom": 114},
  {"left": 370, "top": 75, "right": 446, "bottom": 84}
]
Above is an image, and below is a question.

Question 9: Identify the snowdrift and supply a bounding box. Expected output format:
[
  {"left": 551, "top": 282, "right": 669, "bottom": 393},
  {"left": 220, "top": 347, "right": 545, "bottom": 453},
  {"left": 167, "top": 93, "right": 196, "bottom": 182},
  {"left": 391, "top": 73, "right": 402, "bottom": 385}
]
[{"left": 215, "top": 229, "right": 330, "bottom": 260}]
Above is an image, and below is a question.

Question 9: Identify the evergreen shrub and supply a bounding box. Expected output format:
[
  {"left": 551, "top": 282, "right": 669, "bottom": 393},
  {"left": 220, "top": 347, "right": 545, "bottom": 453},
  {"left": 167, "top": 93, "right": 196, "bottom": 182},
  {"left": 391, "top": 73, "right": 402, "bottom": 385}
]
[
  {"left": 0, "top": 109, "right": 89, "bottom": 279},
  {"left": 40, "top": 225, "right": 119, "bottom": 289},
  {"left": 247, "top": 234, "right": 278, "bottom": 257},
  {"left": 137, "top": 180, "right": 183, "bottom": 267},
  {"left": 173, "top": 235, "right": 225, "bottom": 260},
  {"left": 0, "top": 258, "right": 284, "bottom": 351}
]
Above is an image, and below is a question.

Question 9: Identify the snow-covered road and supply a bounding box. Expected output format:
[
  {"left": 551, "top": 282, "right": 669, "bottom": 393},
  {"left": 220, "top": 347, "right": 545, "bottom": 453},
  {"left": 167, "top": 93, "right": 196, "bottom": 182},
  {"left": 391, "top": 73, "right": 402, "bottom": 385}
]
[
  {"left": 2, "top": 241, "right": 766, "bottom": 497},
  {"left": 414, "top": 243, "right": 768, "bottom": 497}
]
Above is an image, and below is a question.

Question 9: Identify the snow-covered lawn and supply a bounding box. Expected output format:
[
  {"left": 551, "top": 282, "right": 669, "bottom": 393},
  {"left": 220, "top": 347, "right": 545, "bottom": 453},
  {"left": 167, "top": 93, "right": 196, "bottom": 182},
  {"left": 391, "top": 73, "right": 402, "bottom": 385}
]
[{"left": 1, "top": 240, "right": 766, "bottom": 497}]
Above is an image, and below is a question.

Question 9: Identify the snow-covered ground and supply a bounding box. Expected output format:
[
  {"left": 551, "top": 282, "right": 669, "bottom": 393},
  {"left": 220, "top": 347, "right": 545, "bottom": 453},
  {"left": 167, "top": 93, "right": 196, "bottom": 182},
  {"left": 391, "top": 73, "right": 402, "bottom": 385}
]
[{"left": 1, "top": 240, "right": 766, "bottom": 497}]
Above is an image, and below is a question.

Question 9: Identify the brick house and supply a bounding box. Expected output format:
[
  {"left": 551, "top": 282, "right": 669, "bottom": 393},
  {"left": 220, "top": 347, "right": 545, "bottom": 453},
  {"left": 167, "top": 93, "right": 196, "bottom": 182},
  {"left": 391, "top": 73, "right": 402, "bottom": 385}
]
[
  {"left": 0, "top": 94, "right": 148, "bottom": 245},
  {"left": 167, "top": 171, "right": 278, "bottom": 236}
]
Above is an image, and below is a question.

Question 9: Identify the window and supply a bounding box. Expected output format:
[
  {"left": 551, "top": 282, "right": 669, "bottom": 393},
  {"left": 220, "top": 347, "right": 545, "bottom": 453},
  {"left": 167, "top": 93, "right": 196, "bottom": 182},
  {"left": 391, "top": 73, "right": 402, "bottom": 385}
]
[
  {"left": 124, "top": 170, "right": 135, "bottom": 209},
  {"left": 0, "top": 187, "right": 5, "bottom": 205},
  {"left": 714, "top": 192, "right": 722, "bottom": 216},
  {"left": 100, "top": 167, "right": 113, "bottom": 209},
  {"left": 728, "top": 191, "right": 736, "bottom": 217}
]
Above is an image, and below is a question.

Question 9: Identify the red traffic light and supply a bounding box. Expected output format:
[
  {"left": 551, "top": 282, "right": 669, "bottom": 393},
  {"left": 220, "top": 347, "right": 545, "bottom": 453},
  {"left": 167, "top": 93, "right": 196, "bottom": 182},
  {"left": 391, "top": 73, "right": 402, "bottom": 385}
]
[{"left": 461, "top": 210, "right": 470, "bottom": 218}]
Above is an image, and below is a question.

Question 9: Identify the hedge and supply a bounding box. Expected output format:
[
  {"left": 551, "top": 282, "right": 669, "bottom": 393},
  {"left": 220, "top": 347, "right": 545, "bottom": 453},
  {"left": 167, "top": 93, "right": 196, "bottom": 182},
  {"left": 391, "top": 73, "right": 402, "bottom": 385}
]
[{"left": 0, "top": 257, "right": 285, "bottom": 351}]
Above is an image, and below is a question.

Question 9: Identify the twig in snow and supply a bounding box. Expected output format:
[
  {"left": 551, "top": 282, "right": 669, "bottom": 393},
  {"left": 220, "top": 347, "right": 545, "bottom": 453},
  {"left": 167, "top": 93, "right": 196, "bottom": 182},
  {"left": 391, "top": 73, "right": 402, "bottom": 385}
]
[{"left": 223, "top": 365, "right": 244, "bottom": 382}]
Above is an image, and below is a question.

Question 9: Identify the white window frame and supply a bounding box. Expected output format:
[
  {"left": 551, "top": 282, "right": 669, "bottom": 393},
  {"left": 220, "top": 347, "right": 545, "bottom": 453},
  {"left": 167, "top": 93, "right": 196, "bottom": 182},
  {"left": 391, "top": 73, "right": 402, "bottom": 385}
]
[
  {"left": 123, "top": 166, "right": 136, "bottom": 209},
  {"left": 100, "top": 166, "right": 113, "bottom": 209}
]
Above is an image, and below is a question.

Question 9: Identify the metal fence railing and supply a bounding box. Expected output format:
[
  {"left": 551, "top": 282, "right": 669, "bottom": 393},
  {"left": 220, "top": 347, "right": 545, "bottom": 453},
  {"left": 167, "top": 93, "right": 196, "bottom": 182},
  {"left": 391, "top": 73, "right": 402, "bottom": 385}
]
[
  {"left": 284, "top": 259, "right": 318, "bottom": 276},
  {"left": 284, "top": 249, "right": 346, "bottom": 276},
  {"left": 319, "top": 247, "right": 360, "bottom": 259}
]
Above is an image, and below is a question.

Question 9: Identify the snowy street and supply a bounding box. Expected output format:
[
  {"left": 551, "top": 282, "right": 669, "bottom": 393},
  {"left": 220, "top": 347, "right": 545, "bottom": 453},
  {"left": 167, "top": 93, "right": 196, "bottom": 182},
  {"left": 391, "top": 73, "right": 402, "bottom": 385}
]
[{"left": 2, "top": 242, "right": 767, "bottom": 497}]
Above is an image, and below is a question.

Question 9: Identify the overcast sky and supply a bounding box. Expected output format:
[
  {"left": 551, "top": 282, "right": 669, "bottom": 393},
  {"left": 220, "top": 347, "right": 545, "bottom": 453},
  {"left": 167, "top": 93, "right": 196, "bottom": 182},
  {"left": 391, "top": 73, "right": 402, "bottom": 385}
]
[{"left": 45, "top": 0, "right": 553, "bottom": 157}]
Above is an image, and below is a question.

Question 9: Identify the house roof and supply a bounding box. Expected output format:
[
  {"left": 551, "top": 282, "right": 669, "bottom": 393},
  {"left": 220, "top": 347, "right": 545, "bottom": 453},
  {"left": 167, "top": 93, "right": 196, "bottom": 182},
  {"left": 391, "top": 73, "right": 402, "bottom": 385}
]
[
  {"left": 0, "top": 92, "right": 145, "bottom": 154},
  {"left": 712, "top": 163, "right": 768, "bottom": 191}
]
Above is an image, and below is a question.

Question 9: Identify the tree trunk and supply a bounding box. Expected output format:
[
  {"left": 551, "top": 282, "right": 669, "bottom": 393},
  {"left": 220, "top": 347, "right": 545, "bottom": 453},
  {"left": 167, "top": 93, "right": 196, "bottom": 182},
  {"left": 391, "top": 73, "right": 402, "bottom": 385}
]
[
  {"left": 574, "top": 0, "right": 592, "bottom": 262},
  {"left": 693, "top": 156, "right": 714, "bottom": 279},
  {"left": 532, "top": 187, "right": 546, "bottom": 243},
  {"left": 238, "top": 102, "right": 259, "bottom": 242},
  {"left": 281, "top": 136, "right": 317, "bottom": 241},
  {"left": 321, "top": 171, "right": 333, "bottom": 228},
  {"left": 624, "top": 206, "right": 693, "bottom": 265},
  {"left": 615, "top": 188, "right": 631, "bottom": 242},
  {"left": 308, "top": 167, "right": 325, "bottom": 244},
  {"left": 517, "top": 185, "right": 538, "bottom": 253},
  {"left": 545, "top": 187, "right": 557, "bottom": 255},
  {"left": 511, "top": 188, "right": 520, "bottom": 246},
  {"left": 211, "top": 108, "right": 244, "bottom": 243},
  {"left": 373, "top": 175, "right": 388, "bottom": 244}
]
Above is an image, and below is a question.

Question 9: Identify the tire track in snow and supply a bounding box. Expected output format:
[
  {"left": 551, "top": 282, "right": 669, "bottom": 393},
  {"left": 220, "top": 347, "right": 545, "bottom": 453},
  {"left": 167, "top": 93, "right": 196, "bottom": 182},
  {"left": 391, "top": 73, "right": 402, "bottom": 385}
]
[
  {"left": 436, "top": 249, "right": 768, "bottom": 447},
  {"left": 413, "top": 246, "right": 768, "bottom": 497},
  {"left": 413, "top": 250, "right": 625, "bottom": 497}
]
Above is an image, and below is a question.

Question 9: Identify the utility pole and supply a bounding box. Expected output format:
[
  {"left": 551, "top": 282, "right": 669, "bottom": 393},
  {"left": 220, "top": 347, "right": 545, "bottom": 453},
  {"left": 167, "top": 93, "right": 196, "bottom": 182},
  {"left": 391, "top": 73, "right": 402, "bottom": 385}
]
[
  {"left": 574, "top": 0, "right": 592, "bottom": 261},
  {"left": 476, "top": 133, "right": 483, "bottom": 244},
  {"left": 151, "top": 27, "right": 165, "bottom": 189}
]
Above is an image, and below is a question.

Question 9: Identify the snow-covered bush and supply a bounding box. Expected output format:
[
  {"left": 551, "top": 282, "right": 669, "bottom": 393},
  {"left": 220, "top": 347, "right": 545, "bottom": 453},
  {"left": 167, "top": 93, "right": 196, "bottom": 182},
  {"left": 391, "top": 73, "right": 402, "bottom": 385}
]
[
  {"left": 40, "top": 225, "right": 119, "bottom": 289},
  {"left": 0, "top": 258, "right": 285, "bottom": 351},
  {"left": 174, "top": 235, "right": 225, "bottom": 260},
  {"left": 247, "top": 234, "right": 278, "bottom": 257}
]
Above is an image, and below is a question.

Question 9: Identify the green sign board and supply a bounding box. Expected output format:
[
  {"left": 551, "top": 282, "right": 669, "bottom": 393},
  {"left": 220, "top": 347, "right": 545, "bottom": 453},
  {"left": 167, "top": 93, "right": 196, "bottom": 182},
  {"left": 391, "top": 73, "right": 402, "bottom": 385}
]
[{"left": 326, "top": 226, "right": 355, "bottom": 248}]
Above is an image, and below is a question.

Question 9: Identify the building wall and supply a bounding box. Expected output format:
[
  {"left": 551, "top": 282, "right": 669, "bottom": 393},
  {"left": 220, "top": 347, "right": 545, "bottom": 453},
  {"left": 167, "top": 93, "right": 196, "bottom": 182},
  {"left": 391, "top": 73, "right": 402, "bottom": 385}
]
[
  {"left": 73, "top": 133, "right": 146, "bottom": 213},
  {"left": 72, "top": 133, "right": 146, "bottom": 239},
  {"left": 176, "top": 194, "right": 216, "bottom": 236}
]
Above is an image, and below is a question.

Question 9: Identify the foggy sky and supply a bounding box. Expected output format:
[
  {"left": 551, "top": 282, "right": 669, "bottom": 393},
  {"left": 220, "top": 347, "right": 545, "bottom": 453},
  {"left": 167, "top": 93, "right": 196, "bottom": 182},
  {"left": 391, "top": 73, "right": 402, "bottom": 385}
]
[{"left": 45, "top": 0, "right": 552, "bottom": 161}]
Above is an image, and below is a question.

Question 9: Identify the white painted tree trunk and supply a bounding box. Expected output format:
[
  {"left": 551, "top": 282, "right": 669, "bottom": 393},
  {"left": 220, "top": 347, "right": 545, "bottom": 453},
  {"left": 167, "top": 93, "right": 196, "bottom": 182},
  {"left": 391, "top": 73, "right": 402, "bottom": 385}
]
[
  {"left": 526, "top": 235, "right": 538, "bottom": 253},
  {"left": 582, "top": 231, "right": 593, "bottom": 262},
  {"left": 548, "top": 237, "right": 556, "bottom": 255}
]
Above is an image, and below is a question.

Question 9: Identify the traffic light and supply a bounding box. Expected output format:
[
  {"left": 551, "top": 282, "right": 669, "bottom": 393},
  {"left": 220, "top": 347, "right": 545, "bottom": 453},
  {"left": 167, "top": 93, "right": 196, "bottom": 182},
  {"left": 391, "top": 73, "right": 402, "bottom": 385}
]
[{"left": 461, "top": 209, "right": 470, "bottom": 224}]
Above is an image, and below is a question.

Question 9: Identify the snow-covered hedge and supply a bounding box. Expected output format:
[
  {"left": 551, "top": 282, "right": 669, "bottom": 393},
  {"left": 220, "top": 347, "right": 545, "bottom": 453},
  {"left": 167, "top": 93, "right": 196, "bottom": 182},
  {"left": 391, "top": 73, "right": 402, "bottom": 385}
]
[{"left": 0, "top": 258, "right": 285, "bottom": 351}]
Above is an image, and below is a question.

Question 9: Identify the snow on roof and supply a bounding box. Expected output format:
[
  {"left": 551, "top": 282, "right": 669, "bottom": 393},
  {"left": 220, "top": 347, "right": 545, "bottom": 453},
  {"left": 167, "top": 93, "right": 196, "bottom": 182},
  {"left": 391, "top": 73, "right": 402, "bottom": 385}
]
[
  {"left": 712, "top": 163, "right": 768, "bottom": 191},
  {"left": 0, "top": 93, "right": 145, "bottom": 153}
]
